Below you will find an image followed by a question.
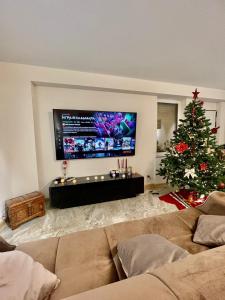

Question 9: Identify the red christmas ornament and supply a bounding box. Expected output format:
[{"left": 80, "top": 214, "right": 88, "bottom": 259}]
[
  {"left": 211, "top": 126, "right": 220, "bottom": 134},
  {"left": 192, "top": 88, "right": 200, "bottom": 100},
  {"left": 175, "top": 142, "right": 189, "bottom": 154},
  {"left": 199, "top": 100, "right": 204, "bottom": 106},
  {"left": 199, "top": 162, "right": 208, "bottom": 171},
  {"left": 218, "top": 182, "right": 225, "bottom": 189},
  {"left": 192, "top": 108, "right": 196, "bottom": 117}
]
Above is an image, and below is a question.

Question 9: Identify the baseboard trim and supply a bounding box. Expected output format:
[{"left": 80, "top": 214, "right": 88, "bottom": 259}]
[{"left": 145, "top": 183, "right": 168, "bottom": 190}]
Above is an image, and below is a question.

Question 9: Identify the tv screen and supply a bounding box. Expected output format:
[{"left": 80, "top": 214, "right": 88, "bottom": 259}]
[{"left": 53, "top": 109, "right": 137, "bottom": 160}]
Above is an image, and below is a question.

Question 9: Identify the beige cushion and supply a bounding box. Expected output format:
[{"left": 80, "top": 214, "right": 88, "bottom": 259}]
[
  {"left": 105, "top": 208, "right": 207, "bottom": 257},
  {"left": 117, "top": 234, "right": 189, "bottom": 277},
  {"left": 17, "top": 236, "right": 59, "bottom": 273},
  {"left": 64, "top": 245, "right": 225, "bottom": 300},
  {"left": 193, "top": 215, "right": 225, "bottom": 246},
  {"left": 151, "top": 244, "right": 225, "bottom": 300},
  {"left": 61, "top": 274, "right": 176, "bottom": 300},
  {"left": 198, "top": 191, "right": 225, "bottom": 215},
  {"left": 0, "top": 236, "right": 16, "bottom": 252},
  {"left": 0, "top": 250, "right": 60, "bottom": 300},
  {"left": 106, "top": 208, "right": 207, "bottom": 280},
  {"left": 51, "top": 228, "right": 118, "bottom": 300}
]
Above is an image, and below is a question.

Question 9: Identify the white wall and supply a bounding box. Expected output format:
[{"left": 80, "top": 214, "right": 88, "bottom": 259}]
[
  {"left": 217, "top": 102, "right": 225, "bottom": 145},
  {"left": 0, "top": 61, "right": 225, "bottom": 219},
  {"left": 33, "top": 85, "right": 156, "bottom": 195}
]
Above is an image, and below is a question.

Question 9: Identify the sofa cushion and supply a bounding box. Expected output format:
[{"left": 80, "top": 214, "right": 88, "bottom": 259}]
[
  {"left": 117, "top": 234, "right": 189, "bottom": 277},
  {"left": 0, "top": 236, "right": 16, "bottom": 252},
  {"left": 151, "top": 244, "right": 225, "bottom": 300},
  {"left": 198, "top": 191, "right": 225, "bottom": 215},
  {"left": 105, "top": 208, "right": 207, "bottom": 257},
  {"left": 17, "top": 236, "right": 59, "bottom": 273},
  {"left": 0, "top": 250, "right": 60, "bottom": 300},
  {"left": 50, "top": 228, "right": 118, "bottom": 300},
  {"left": 193, "top": 215, "right": 225, "bottom": 246},
  {"left": 105, "top": 208, "right": 208, "bottom": 279},
  {"left": 61, "top": 274, "right": 176, "bottom": 300},
  {"left": 63, "top": 244, "right": 225, "bottom": 300}
]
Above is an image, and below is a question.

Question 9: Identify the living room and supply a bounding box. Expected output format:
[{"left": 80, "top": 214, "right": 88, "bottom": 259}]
[{"left": 1, "top": 1, "right": 225, "bottom": 299}]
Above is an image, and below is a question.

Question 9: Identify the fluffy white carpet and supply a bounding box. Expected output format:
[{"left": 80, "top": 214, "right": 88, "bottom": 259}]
[{"left": 0, "top": 191, "right": 177, "bottom": 245}]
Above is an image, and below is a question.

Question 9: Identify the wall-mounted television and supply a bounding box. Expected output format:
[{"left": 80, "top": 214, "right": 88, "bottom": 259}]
[{"left": 53, "top": 109, "right": 137, "bottom": 160}]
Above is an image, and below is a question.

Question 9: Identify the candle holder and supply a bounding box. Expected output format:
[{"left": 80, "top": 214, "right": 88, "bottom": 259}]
[
  {"left": 127, "top": 166, "right": 132, "bottom": 176},
  {"left": 62, "top": 160, "right": 68, "bottom": 179}
]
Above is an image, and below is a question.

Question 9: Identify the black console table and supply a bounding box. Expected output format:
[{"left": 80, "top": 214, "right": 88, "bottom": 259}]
[{"left": 49, "top": 173, "right": 144, "bottom": 208}]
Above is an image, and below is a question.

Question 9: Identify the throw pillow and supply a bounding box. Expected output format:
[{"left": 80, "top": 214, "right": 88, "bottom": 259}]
[
  {"left": 0, "top": 250, "right": 60, "bottom": 300},
  {"left": 198, "top": 191, "right": 225, "bottom": 215},
  {"left": 193, "top": 215, "right": 225, "bottom": 246},
  {"left": 117, "top": 234, "right": 189, "bottom": 278},
  {"left": 0, "top": 236, "right": 16, "bottom": 252}
]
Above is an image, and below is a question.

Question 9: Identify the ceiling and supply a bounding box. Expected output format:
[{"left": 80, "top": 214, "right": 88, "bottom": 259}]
[{"left": 0, "top": 0, "right": 224, "bottom": 89}]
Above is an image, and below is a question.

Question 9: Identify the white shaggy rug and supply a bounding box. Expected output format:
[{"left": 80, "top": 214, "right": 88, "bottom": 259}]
[{"left": 0, "top": 191, "right": 177, "bottom": 245}]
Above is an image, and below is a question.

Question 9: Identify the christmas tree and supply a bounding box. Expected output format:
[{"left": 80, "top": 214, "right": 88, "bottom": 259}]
[{"left": 157, "top": 89, "right": 225, "bottom": 197}]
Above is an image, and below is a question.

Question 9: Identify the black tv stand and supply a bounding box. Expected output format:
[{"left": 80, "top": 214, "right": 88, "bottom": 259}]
[{"left": 49, "top": 173, "right": 144, "bottom": 208}]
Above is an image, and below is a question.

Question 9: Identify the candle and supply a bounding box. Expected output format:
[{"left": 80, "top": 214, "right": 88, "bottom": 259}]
[{"left": 118, "top": 159, "right": 120, "bottom": 170}]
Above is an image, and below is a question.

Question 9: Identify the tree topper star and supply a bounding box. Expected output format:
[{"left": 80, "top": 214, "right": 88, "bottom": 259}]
[{"left": 192, "top": 88, "right": 200, "bottom": 100}]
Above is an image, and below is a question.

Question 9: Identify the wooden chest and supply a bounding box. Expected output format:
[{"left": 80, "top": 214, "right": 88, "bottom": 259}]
[{"left": 6, "top": 191, "right": 45, "bottom": 229}]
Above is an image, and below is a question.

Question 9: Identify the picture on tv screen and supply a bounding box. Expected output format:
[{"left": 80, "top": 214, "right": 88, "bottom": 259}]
[{"left": 53, "top": 109, "right": 137, "bottom": 160}]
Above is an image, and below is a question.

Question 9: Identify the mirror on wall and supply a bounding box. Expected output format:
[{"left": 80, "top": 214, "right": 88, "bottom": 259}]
[{"left": 157, "top": 103, "right": 178, "bottom": 152}]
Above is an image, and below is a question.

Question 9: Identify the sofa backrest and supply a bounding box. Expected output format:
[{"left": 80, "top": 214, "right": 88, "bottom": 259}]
[
  {"left": 50, "top": 227, "right": 118, "bottom": 300},
  {"left": 18, "top": 207, "right": 208, "bottom": 300}
]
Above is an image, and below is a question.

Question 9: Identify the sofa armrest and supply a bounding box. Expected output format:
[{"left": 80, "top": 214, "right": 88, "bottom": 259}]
[
  {"left": 61, "top": 274, "right": 176, "bottom": 300},
  {"left": 151, "top": 245, "right": 225, "bottom": 299},
  {"left": 198, "top": 191, "right": 225, "bottom": 215}
]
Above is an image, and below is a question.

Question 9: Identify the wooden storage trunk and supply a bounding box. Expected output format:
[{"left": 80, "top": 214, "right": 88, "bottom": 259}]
[{"left": 6, "top": 191, "right": 45, "bottom": 229}]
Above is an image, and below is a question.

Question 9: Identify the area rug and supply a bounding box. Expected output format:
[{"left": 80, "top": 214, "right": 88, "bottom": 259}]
[
  {"left": 159, "top": 191, "right": 207, "bottom": 210},
  {"left": 0, "top": 191, "right": 177, "bottom": 245}
]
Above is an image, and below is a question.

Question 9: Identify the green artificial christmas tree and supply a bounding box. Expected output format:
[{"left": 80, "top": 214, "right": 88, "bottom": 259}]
[{"left": 157, "top": 89, "right": 225, "bottom": 197}]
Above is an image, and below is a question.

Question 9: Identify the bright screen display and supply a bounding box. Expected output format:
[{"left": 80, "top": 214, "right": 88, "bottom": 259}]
[{"left": 53, "top": 109, "right": 137, "bottom": 160}]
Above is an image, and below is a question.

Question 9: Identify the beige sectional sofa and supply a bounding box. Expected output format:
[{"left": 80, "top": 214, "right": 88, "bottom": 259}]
[{"left": 16, "top": 192, "right": 225, "bottom": 299}]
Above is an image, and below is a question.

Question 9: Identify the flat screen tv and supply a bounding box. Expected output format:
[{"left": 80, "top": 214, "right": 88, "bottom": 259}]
[{"left": 53, "top": 109, "right": 137, "bottom": 160}]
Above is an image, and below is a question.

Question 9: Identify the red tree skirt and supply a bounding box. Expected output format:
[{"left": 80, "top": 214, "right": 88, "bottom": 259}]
[{"left": 159, "top": 190, "right": 207, "bottom": 210}]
